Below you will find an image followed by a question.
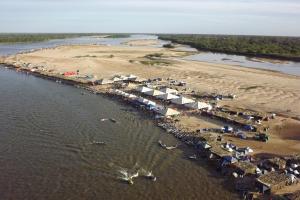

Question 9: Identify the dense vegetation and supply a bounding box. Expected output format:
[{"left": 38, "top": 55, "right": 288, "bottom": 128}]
[
  {"left": 105, "top": 34, "right": 131, "bottom": 38},
  {"left": 158, "top": 34, "right": 300, "bottom": 61},
  {"left": 0, "top": 33, "right": 95, "bottom": 43}
]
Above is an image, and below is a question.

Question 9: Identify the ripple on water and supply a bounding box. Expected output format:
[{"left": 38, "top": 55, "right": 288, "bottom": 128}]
[{"left": 0, "top": 67, "right": 239, "bottom": 200}]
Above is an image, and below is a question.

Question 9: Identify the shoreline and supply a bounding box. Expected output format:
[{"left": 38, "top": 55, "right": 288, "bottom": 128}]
[{"left": 1, "top": 62, "right": 299, "bottom": 198}]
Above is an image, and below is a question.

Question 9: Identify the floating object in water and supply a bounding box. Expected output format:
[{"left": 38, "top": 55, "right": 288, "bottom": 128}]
[
  {"left": 158, "top": 140, "right": 178, "bottom": 150},
  {"left": 139, "top": 169, "right": 157, "bottom": 182},
  {"left": 91, "top": 141, "right": 106, "bottom": 145},
  {"left": 144, "top": 171, "right": 156, "bottom": 181},
  {"left": 109, "top": 118, "right": 117, "bottom": 123},
  {"left": 100, "top": 118, "right": 109, "bottom": 122},
  {"left": 188, "top": 154, "right": 197, "bottom": 160},
  {"left": 119, "top": 169, "right": 139, "bottom": 185}
]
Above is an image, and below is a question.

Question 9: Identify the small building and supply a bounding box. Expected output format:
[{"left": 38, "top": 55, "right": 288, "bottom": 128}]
[
  {"left": 256, "top": 172, "right": 292, "bottom": 194},
  {"left": 208, "top": 144, "right": 233, "bottom": 159},
  {"left": 231, "top": 161, "right": 257, "bottom": 176},
  {"left": 262, "top": 157, "right": 287, "bottom": 170}
]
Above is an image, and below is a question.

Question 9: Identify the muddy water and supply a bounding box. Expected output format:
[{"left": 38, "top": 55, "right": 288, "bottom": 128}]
[{"left": 0, "top": 66, "right": 239, "bottom": 200}]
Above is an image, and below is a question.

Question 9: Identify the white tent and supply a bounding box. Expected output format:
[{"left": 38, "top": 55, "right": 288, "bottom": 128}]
[
  {"left": 134, "top": 77, "right": 147, "bottom": 83},
  {"left": 128, "top": 94, "right": 138, "bottom": 99},
  {"left": 157, "top": 108, "right": 180, "bottom": 116},
  {"left": 144, "top": 90, "right": 165, "bottom": 96},
  {"left": 111, "top": 77, "right": 123, "bottom": 82},
  {"left": 157, "top": 93, "right": 179, "bottom": 100},
  {"left": 96, "top": 79, "right": 114, "bottom": 85},
  {"left": 160, "top": 88, "right": 179, "bottom": 95},
  {"left": 185, "top": 101, "right": 211, "bottom": 110},
  {"left": 146, "top": 101, "right": 156, "bottom": 106},
  {"left": 137, "top": 97, "right": 149, "bottom": 104},
  {"left": 136, "top": 86, "right": 153, "bottom": 93},
  {"left": 117, "top": 75, "right": 129, "bottom": 80},
  {"left": 126, "top": 74, "right": 138, "bottom": 81},
  {"left": 171, "top": 96, "right": 195, "bottom": 105}
]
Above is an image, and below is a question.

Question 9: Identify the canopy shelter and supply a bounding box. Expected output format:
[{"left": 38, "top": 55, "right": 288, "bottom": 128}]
[
  {"left": 160, "top": 87, "right": 179, "bottom": 95},
  {"left": 116, "top": 75, "right": 129, "bottom": 80},
  {"left": 185, "top": 101, "right": 211, "bottom": 110},
  {"left": 146, "top": 100, "right": 156, "bottom": 106},
  {"left": 126, "top": 74, "right": 138, "bottom": 81},
  {"left": 171, "top": 96, "right": 195, "bottom": 105},
  {"left": 144, "top": 90, "right": 165, "bottom": 96},
  {"left": 96, "top": 79, "right": 114, "bottom": 85},
  {"left": 156, "top": 93, "right": 179, "bottom": 100},
  {"left": 137, "top": 97, "right": 149, "bottom": 104},
  {"left": 111, "top": 77, "right": 123, "bottom": 82},
  {"left": 136, "top": 86, "right": 153, "bottom": 93},
  {"left": 128, "top": 94, "right": 138, "bottom": 99},
  {"left": 157, "top": 108, "right": 180, "bottom": 116}
]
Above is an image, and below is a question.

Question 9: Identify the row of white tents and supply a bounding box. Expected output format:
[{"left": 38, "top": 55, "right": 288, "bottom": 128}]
[
  {"left": 112, "top": 89, "right": 180, "bottom": 116},
  {"left": 97, "top": 74, "right": 138, "bottom": 85},
  {"left": 136, "top": 86, "right": 212, "bottom": 110}
]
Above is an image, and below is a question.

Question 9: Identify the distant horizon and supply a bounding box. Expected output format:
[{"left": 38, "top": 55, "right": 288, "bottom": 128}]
[
  {"left": 1, "top": 0, "right": 300, "bottom": 36},
  {"left": 0, "top": 32, "right": 300, "bottom": 37}
]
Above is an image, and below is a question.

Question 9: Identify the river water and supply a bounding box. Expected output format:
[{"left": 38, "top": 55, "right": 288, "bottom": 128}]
[{"left": 0, "top": 66, "right": 239, "bottom": 200}]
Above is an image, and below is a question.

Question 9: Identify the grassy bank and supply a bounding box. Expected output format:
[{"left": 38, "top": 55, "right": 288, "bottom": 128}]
[
  {"left": 158, "top": 34, "right": 300, "bottom": 61},
  {"left": 0, "top": 33, "right": 96, "bottom": 44}
]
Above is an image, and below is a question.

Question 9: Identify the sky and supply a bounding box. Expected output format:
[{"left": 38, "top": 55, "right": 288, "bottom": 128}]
[{"left": 0, "top": 0, "right": 300, "bottom": 36}]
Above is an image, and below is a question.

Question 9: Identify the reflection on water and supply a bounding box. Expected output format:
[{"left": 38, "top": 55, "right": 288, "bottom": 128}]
[
  {"left": 0, "top": 67, "right": 239, "bottom": 200},
  {"left": 185, "top": 52, "right": 300, "bottom": 76}
]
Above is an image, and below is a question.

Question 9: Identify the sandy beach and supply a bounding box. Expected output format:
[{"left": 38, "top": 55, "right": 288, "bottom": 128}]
[{"left": 2, "top": 41, "right": 300, "bottom": 156}]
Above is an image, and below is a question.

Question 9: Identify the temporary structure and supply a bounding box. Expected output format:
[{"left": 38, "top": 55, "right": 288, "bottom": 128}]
[
  {"left": 146, "top": 100, "right": 156, "bottom": 106},
  {"left": 160, "top": 88, "right": 179, "bottom": 95},
  {"left": 171, "top": 96, "right": 195, "bottom": 105},
  {"left": 136, "top": 86, "right": 153, "bottom": 93},
  {"left": 96, "top": 79, "right": 114, "bottom": 85},
  {"left": 157, "top": 93, "right": 179, "bottom": 100},
  {"left": 134, "top": 77, "right": 147, "bottom": 83},
  {"left": 128, "top": 94, "right": 138, "bottom": 99},
  {"left": 137, "top": 97, "right": 149, "bottom": 104},
  {"left": 185, "top": 101, "right": 211, "bottom": 110},
  {"left": 157, "top": 108, "right": 180, "bottom": 116},
  {"left": 126, "top": 74, "right": 138, "bottom": 81},
  {"left": 111, "top": 77, "right": 123, "bottom": 82},
  {"left": 116, "top": 75, "right": 129, "bottom": 80},
  {"left": 144, "top": 90, "right": 165, "bottom": 96}
]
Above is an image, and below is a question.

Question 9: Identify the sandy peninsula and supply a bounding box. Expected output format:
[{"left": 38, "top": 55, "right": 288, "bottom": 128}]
[{"left": 2, "top": 42, "right": 300, "bottom": 156}]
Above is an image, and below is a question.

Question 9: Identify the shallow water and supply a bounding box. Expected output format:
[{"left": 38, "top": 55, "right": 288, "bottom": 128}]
[
  {"left": 185, "top": 51, "right": 300, "bottom": 76},
  {"left": 0, "top": 66, "right": 239, "bottom": 200}
]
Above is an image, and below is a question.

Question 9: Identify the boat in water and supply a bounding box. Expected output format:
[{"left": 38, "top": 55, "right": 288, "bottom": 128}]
[
  {"left": 188, "top": 154, "right": 197, "bottom": 160},
  {"left": 158, "top": 140, "right": 178, "bottom": 150},
  {"left": 91, "top": 141, "right": 106, "bottom": 145}
]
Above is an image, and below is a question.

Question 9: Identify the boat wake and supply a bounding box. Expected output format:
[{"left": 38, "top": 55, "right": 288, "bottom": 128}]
[{"left": 117, "top": 165, "right": 157, "bottom": 185}]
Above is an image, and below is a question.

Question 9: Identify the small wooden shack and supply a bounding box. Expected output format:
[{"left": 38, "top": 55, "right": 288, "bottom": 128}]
[{"left": 256, "top": 172, "right": 291, "bottom": 194}]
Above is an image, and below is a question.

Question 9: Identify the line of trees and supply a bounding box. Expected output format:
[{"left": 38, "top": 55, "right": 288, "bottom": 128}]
[
  {"left": 158, "top": 34, "right": 300, "bottom": 61},
  {"left": 0, "top": 33, "right": 95, "bottom": 43}
]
